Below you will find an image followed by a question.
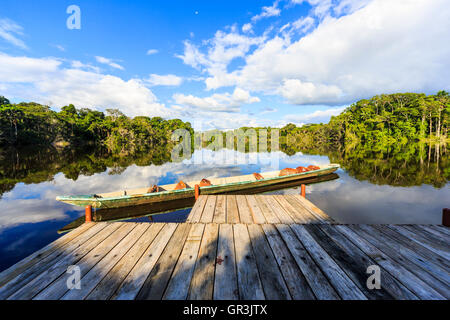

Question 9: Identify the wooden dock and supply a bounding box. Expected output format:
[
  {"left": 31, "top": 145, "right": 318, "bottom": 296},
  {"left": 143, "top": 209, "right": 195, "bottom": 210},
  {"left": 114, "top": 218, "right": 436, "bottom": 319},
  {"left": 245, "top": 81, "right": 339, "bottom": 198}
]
[
  {"left": 0, "top": 195, "right": 449, "bottom": 300},
  {"left": 187, "top": 195, "right": 334, "bottom": 224}
]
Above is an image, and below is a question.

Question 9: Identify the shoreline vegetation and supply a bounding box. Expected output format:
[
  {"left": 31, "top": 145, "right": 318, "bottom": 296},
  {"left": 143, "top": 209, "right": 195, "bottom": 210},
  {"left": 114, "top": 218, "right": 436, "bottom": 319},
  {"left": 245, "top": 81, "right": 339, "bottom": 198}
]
[{"left": 0, "top": 92, "right": 448, "bottom": 196}]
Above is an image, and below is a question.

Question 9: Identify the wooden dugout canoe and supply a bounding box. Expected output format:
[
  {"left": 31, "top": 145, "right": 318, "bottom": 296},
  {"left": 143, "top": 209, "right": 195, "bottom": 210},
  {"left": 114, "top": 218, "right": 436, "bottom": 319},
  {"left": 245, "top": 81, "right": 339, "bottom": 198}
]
[{"left": 56, "top": 163, "right": 339, "bottom": 209}]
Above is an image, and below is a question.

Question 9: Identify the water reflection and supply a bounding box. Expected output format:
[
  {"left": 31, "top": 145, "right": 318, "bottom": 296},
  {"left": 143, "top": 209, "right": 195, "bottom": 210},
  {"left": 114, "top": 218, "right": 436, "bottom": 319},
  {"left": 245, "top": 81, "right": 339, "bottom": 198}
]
[{"left": 0, "top": 143, "right": 448, "bottom": 272}]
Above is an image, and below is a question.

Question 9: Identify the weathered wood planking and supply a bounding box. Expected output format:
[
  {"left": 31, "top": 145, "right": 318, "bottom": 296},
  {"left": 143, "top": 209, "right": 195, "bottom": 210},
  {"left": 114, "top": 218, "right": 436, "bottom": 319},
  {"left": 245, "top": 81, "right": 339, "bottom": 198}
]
[
  {"left": 86, "top": 223, "right": 165, "bottom": 300},
  {"left": 186, "top": 195, "right": 334, "bottom": 224},
  {"left": 213, "top": 224, "right": 238, "bottom": 300},
  {"left": 0, "top": 222, "right": 95, "bottom": 288},
  {"left": 1, "top": 221, "right": 448, "bottom": 300},
  {"left": 188, "top": 224, "right": 219, "bottom": 300}
]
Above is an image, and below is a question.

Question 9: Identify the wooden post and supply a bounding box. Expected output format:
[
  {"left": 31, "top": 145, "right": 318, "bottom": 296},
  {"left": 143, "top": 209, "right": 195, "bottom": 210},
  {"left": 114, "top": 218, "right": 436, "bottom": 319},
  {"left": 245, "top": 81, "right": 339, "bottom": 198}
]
[
  {"left": 301, "top": 184, "right": 306, "bottom": 198},
  {"left": 85, "top": 205, "right": 92, "bottom": 223},
  {"left": 195, "top": 184, "right": 200, "bottom": 201},
  {"left": 443, "top": 208, "right": 450, "bottom": 227}
]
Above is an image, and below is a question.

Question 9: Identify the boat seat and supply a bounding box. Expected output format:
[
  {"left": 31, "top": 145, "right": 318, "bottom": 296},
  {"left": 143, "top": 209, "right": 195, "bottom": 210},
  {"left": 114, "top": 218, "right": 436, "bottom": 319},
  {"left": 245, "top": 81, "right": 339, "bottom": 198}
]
[
  {"left": 147, "top": 185, "right": 160, "bottom": 193},
  {"left": 253, "top": 173, "right": 264, "bottom": 180},
  {"left": 279, "top": 168, "right": 298, "bottom": 176},
  {"left": 199, "top": 179, "right": 212, "bottom": 187},
  {"left": 174, "top": 181, "right": 190, "bottom": 190}
]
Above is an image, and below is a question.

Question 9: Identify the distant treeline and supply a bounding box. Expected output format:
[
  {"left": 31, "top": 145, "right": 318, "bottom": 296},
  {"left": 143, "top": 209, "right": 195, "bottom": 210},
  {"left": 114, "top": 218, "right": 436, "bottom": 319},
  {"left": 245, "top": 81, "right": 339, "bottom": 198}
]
[
  {"left": 282, "top": 91, "right": 449, "bottom": 150},
  {"left": 0, "top": 96, "right": 193, "bottom": 154}
]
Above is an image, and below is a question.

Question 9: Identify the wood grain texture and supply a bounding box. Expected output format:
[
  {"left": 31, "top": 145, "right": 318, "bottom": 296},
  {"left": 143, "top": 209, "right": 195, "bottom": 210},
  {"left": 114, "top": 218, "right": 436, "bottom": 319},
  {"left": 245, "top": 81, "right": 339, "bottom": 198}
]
[
  {"left": 214, "top": 224, "right": 238, "bottom": 300},
  {"left": 189, "top": 223, "right": 219, "bottom": 300}
]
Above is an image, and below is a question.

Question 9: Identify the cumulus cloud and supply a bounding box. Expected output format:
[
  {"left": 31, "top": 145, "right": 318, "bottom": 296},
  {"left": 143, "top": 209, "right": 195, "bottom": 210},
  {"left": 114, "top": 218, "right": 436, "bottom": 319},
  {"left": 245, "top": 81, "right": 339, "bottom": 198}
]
[
  {"left": 95, "top": 56, "right": 125, "bottom": 70},
  {"left": 0, "top": 18, "right": 27, "bottom": 49},
  {"left": 173, "top": 87, "right": 260, "bottom": 113},
  {"left": 146, "top": 74, "right": 183, "bottom": 86},
  {"left": 181, "top": 0, "right": 450, "bottom": 105},
  {"left": 176, "top": 27, "right": 265, "bottom": 85},
  {"left": 279, "top": 79, "right": 343, "bottom": 104},
  {"left": 0, "top": 52, "right": 172, "bottom": 118}
]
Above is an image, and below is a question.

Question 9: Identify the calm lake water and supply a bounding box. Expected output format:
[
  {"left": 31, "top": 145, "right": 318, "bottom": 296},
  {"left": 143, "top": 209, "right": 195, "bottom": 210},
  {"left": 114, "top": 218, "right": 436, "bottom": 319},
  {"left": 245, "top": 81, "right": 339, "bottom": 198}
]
[{"left": 0, "top": 145, "right": 449, "bottom": 272}]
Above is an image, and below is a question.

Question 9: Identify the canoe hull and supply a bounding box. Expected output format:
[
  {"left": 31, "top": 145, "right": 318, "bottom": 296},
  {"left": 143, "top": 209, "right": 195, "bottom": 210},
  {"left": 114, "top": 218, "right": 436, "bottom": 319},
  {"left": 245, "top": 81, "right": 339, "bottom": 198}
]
[{"left": 56, "top": 165, "right": 339, "bottom": 209}]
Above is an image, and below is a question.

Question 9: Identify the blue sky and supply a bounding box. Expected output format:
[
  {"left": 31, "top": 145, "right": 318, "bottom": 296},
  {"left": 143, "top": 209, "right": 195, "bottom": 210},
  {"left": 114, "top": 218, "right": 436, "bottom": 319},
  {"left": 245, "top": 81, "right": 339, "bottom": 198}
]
[{"left": 0, "top": 0, "right": 449, "bottom": 130}]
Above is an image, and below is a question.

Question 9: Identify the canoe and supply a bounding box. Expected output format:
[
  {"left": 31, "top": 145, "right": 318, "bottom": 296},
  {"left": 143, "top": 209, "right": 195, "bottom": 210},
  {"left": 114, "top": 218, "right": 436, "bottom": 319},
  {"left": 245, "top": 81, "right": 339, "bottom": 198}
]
[{"left": 56, "top": 163, "right": 339, "bottom": 209}]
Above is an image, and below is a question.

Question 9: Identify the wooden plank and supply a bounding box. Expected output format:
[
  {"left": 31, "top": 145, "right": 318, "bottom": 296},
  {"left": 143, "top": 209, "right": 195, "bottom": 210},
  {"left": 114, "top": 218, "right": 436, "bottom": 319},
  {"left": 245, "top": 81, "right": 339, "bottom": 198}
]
[
  {"left": 305, "top": 225, "right": 394, "bottom": 299},
  {"left": 348, "top": 225, "right": 446, "bottom": 299},
  {"left": 283, "top": 195, "right": 318, "bottom": 223},
  {"left": 431, "top": 225, "right": 450, "bottom": 236},
  {"left": 374, "top": 225, "right": 449, "bottom": 270},
  {"left": 113, "top": 223, "right": 177, "bottom": 300},
  {"left": 275, "top": 224, "right": 339, "bottom": 300},
  {"left": 163, "top": 224, "right": 205, "bottom": 300},
  {"left": 290, "top": 224, "right": 367, "bottom": 299},
  {"left": 255, "top": 195, "right": 280, "bottom": 224},
  {"left": 0, "top": 222, "right": 113, "bottom": 300},
  {"left": 0, "top": 222, "right": 95, "bottom": 288},
  {"left": 416, "top": 225, "right": 450, "bottom": 238},
  {"left": 188, "top": 223, "right": 219, "bottom": 300},
  {"left": 32, "top": 223, "right": 137, "bottom": 300},
  {"left": 187, "top": 195, "right": 207, "bottom": 223},
  {"left": 247, "top": 224, "right": 291, "bottom": 299},
  {"left": 293, "top": 195, "right": 334, "bottom": 223},
  {"left": 200, "top": 196, "right": 216, "bottom": 223},
  {"left": 261, "top": 224, "right": 315, "bottom": 299},
  {"left": 235, "top": 195, "right": 254, "bottom": 224},
  {"left": 226, "top": 195, "right": 240, "bottom": 223},
  {"left": 135, "top": 223, "right": 192, "bottom": 300},
  {"left": 60, "top": 223, "right": 150, "bottom": 300},
  {"left": 86, "top": 223, "right": 165, "bottom": 300},
  {"left": 388, "top": 225, "right": 450, "bottom": 261},
  {"left": 412, "top": 225, "right": 450, "bottom": 243},
  {"left": 245, "top": 195, "right": 266, "bottom": 224},
  {"left": 213, "top": 224, "right": 238, "bottom": 300},
  {"left": 273, "top": 195, "right": 309, "bottom": 224},
  {"left": 263, "top": 196, "right": 295, "bottom": 224},
  {"left": 318, "top": 225, "right": 418, "bottom": 300},
  {"left": 6, "top": 222, "right": 123, "bottom": 300},
  {"left": 366, "top": 225, "right": 450, "bottom": 293},
  {"left": 213, "top": 195, "right": 226, "bottom": 223},
  {"left": 337, "top": 225, "right": 445, "bottom": 300},
  {"left": 233, "top": 224, "right": 265, "bottom": 300},
  {"left": 287, "top": 195, "right": 329, "bottom": 223}
]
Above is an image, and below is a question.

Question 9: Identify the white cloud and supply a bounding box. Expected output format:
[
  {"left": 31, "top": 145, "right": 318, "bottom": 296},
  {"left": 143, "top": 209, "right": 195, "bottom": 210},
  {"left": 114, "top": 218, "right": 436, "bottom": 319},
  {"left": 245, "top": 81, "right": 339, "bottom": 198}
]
[
  {"left": 95, "top": 56, "right": 124, "bottom": 70},
  {"left": 146, "top": 74, "right": 183, "bottom": 86},
  {"left": 279, "top": 79, "right": 343, "bottom": 104},
  {"left": 242, "top": 23, "right": 253, "bottom": 33},
  {"left": 291, "top": 16, "right": 315, "bottom": 33},
  {"left": 0, "top": 53, "right": 61, "bottom": 82},
  {"left": 146, "top": 49, "right": 158, "bottom": 55},
  {"left": 252, "top": 1, "right": 281, "bottom": 22},
  {"left": 50, "top": 44, "right": 66, "bottom": 52},
  {"left": 284, "top": 106, "right": 347, "bottom": 124},
  {"left": 191, "top": 0, "right": 450, "bottom": 105},
  {"left": 71, "top": 60, "right": 100, "bottom": 73},
  {"left": 0, "top": 18, "right": 27, "bottom": 49},
  {"left": 177, "top": 27, "right": 266, "bottom": 90},
  {"left": 0, "top": 52, "right": 172, "bottom": 118},
  {"left": 260, "top": 107, "right": 278, "bottom": 114},
  {"left": 173, "top": 87, "right": 260, "bottom": 113}
]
